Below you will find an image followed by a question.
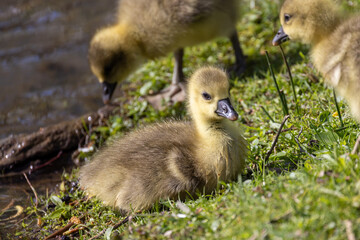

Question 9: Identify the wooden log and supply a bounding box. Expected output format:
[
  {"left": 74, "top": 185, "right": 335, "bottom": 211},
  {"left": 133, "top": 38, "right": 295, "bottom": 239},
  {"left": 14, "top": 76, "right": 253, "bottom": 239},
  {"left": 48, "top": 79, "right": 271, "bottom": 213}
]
[{"left": 0, "top": 105, "right": 117, "bottom": 172}]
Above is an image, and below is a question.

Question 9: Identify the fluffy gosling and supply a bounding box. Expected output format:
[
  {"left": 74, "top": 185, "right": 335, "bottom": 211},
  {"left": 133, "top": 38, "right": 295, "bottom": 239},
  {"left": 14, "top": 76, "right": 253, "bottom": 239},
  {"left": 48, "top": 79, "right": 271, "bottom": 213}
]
[
  {"left": 89, "top": 0, "right": 246, "bottom": 105},
  {"left": 79, "top": 67, "right": 248, "bottom": 212},
  {"left": 273, "top": 0, "right": 360, "bottom": 122}
]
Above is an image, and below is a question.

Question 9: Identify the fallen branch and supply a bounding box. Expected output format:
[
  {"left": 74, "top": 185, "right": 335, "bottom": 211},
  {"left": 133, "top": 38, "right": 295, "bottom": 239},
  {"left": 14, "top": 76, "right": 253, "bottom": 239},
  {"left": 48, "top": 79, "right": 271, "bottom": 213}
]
[
  {"left": 88, "top": 216, "right": 130, "bottom": 240},
  {"left": 44, "top": 221, "right": 75, "bottom": 240},
  {"left": 63, "top": 227, "right": 84, "bottom": 236},
  {"left": 23, "top": 173, "right": 38, "bottom": 207},
  {"left": 44, "top": 216, "right": 83, "bottom": 240},
  {"left": 0, "top": 104, "right": 117, "bottom": 173},
  {"left": 264, "top": 115, "right": 290, "bottom": 163}
]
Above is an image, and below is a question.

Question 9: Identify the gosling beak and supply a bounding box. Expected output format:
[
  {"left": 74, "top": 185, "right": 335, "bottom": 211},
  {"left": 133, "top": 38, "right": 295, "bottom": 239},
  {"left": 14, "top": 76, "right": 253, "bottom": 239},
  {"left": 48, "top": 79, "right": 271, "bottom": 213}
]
[
  {"left": 102, "top": 82, "right": 118, "bottom": 104},
  {"left": 215, "top": 98, "right": 238, "bottom": 121},
  {"left": 272, "top": 26, "right": 289, "bottom": 46}
]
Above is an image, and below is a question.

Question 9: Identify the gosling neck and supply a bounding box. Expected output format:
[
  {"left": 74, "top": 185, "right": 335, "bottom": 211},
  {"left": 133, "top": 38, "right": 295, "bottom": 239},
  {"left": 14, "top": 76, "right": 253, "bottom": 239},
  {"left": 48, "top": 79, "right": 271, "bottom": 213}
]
[{"left": 193, "top": 115, "right": 229, "bottom": 140}]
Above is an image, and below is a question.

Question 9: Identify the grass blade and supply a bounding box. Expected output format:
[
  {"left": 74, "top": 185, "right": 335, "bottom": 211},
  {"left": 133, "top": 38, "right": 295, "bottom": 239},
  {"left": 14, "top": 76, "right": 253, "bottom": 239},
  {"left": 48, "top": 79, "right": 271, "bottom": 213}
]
[
  {"left": 265, "top": 51, "right": 289, "bottom": 116},
  {"left": 260, "top": 106, "right": 275, "bottom": 122},
  {"left": 333, "top": 89, "right": 344, "bottom": 127},
  {"left": 279, "top": 45, "right": 299, "bottom": 114}
]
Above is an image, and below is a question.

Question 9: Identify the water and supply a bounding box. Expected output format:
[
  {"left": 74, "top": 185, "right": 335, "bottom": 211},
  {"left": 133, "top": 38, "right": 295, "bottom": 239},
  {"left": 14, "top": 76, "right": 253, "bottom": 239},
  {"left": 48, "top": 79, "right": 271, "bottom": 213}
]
[
  {"left": 0, "top": 153, "right": 74, "bottom": 237},
  {"left": 0, "top": 0, "right": 119, "bottom": 139},
  {"left": 0, "top": 0, "right": 119, "bottom": 236}
]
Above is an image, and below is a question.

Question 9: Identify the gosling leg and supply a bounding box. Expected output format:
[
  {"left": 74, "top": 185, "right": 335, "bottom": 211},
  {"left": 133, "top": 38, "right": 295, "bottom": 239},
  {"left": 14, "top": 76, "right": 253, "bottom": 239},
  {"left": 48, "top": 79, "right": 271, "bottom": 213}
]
[
  {"left": 146, "top": 48, "right": 186, "bottom": 109},
  {"left": 169, "top": 48, "right": 186, "bottom": 102},
  {"left": 229, "top": 30, "right": 246, "bottom": 76},
  {"left": 172, "top": 48, "right": 184, "bottom": 84}
]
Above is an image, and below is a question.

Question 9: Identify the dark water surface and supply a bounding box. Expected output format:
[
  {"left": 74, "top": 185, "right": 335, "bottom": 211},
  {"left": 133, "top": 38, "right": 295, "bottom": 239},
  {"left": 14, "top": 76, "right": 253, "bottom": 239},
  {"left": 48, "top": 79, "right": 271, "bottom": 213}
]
[
  {"left": 0, "top": 0, "right": 119, "bottom": 139},
  {"left": 0, "top": 0, "right": 118, "bottom": 236}
]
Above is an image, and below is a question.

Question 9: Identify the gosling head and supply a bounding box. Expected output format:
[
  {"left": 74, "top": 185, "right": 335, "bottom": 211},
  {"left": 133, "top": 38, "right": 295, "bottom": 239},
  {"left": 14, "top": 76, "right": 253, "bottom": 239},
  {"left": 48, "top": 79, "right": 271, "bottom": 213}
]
[
  {"left": 188, "top": 67, "right": 238, "bottom": 124},
  {"left": 89, "top": 25, "right": 144, "bottom": 104},
  {"left": 273, "top": 0, "right": 342, "bottom": 46}
]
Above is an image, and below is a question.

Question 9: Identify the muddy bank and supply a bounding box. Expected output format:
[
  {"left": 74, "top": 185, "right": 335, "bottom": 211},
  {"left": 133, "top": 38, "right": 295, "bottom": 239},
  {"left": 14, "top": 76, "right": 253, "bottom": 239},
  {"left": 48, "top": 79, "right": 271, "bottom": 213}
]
[{"left": 0, "top": 152, "right": 74, "bottom": 238}]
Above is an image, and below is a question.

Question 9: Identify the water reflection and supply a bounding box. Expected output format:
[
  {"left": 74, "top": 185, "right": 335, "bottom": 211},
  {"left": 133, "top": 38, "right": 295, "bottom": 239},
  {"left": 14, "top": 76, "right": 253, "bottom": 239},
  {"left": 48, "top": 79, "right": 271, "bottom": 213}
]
[{"left": 0, "top": 0, "right": 118, "bottom": 139}]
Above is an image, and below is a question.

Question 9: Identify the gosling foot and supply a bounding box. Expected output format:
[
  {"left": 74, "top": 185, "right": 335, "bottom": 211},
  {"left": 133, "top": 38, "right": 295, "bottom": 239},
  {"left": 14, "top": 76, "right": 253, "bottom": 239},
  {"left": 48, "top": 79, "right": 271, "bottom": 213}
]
[{"left": 146, "top": 83, "right": 186, "bottom": 110}]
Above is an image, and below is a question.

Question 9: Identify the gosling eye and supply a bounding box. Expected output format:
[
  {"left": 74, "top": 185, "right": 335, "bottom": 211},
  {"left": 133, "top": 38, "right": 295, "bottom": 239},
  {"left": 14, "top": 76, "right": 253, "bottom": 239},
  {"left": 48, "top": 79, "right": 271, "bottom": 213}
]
[
  {"left": 202, "top": 92, "right": 212, "bottom": 100},
  {"left": 284, "top": 14, "right": 292, "bottom": 23}
]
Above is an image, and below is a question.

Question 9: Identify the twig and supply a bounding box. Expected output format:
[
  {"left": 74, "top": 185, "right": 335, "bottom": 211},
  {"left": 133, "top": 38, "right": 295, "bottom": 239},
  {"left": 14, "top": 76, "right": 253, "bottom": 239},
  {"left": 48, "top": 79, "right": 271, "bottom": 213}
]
[
  {"left": 44, "top": 222, "right": 75, "bottom": 240},
  {"left": 44, "top": 215, "right": 84, "bottom": 240},
  {"left": 63, "top": 227, "right": 83, "bottom": 236},
  {"left": 110, "top": 215, "right": 130, "bottom": 229},
  {"left": 0, "top": 199, "right": 14, "bottom": 216},
  {"left": 30, "top": 151, "right": 63, "bottom": 173},
  {"left": 264, "top": 115, "right": 290, "bottom": 163},
  {"left": 281, "top": 125, "right": 297, "bottom": 133},
  {"left": 88, "top": 216, "right": 130, "bottom": 240},
  {"left": 333, "top": 89, "right": 344, "bottom": 127},
  {"left": 14, "top": 211, "right": 34, "bottom": 225},
  {"left": 351, "top": 135, "right": 360, "bottom": 155},
  {"left": 264, "top": 126, "right": 295, "bottom": 135},
  {"left": 0, "top": 151, "right": 63, "bottom": 178},
  {"left": 23, "top": 173, "right": 38, "bottom": 207},
  {"left": 0, "top": 205, "right": 23, "bottom": 221},
  {"left": 344, "top": 220, "right": 355, "bottom": 240}
]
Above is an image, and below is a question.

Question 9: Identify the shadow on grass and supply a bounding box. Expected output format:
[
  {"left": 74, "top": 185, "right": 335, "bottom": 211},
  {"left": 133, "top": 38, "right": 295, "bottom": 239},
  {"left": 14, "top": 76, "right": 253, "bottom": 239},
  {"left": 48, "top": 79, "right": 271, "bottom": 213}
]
[{"left": 239, "top": 44, "right": 310, "bottom": 81}]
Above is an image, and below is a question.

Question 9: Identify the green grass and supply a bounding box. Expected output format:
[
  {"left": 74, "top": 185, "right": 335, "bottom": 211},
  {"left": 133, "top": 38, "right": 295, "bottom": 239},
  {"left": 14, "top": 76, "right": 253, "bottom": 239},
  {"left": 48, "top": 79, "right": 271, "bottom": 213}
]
[{"left": 14, "top": 0, "right": 360, "bottom": 239}]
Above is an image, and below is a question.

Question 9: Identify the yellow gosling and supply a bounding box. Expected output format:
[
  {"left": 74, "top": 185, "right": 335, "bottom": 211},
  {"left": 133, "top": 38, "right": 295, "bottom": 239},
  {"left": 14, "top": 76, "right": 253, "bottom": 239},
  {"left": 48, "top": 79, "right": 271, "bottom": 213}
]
[
  {"left": 89, "top": 0, "right": 246, "bottom": 105},
  {"left": 273, "top": 0, "right": 360, "bottom": 122},
  {"left": 79, "top": 67, "right": 248, "bottom": 213}
]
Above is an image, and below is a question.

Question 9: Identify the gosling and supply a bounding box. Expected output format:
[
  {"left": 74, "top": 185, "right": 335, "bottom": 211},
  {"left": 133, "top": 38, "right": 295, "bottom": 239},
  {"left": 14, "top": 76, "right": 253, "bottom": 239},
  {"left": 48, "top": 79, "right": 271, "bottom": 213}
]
[
  {"left": 79, "top": 67, "right": 248, "bottom": 212},
  {"left": 89, "top": 0, "right": 246, "bottom": 105},
  {"left": 273, "top": 0, "right": 360, "bottom": 122}
]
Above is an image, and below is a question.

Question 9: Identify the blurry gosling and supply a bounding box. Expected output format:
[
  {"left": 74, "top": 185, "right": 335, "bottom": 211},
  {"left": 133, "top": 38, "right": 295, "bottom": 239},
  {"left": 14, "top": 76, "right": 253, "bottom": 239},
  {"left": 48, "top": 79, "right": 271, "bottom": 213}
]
[
  {"left": 79, "top": 67, "right": 248, "bottom": 212},
  {"left": 273, "top": 0, "right": 360, "bottom": 122},
  {"left": 89, "top": 0, "right": 246, "bottom": 105}
]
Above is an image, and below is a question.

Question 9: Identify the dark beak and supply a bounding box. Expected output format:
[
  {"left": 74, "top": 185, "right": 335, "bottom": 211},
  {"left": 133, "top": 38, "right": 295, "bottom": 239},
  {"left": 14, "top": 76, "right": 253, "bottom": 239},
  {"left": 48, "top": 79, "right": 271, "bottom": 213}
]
[
  {"left": 272, "top": 26, "right": 289, "bottom": 46},
  {"left": 102, "top": 82, "right": 118, "bottom": 104},
  {"left": 215, "top": 98, "right": 238, "bottom": 121}
]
